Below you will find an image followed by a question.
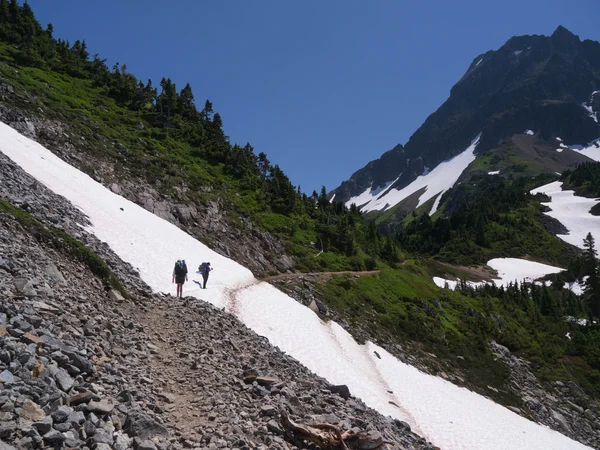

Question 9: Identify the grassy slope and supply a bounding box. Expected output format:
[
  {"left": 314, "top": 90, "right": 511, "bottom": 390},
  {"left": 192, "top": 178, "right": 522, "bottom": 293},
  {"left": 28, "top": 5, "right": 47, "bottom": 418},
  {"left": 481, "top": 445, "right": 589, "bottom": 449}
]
[
  {"left": 0, "top": 42, "right": 373, "bottom": 273},
  {"left": 319, "top": 260, "right": 600, "bottom": 403}
]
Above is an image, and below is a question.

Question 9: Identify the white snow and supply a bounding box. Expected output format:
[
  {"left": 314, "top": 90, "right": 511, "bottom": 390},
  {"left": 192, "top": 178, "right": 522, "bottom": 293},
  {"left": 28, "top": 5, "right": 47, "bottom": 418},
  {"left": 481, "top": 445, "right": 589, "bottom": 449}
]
[
  {"left": 0, "top": 122, "right": 591, "bottom": 450},
  {"left": 423, "top": 166, "right": 430, "bottom": 176},
  {"left": 434, "top": 258, "right": 564, "bottom": 291},
  {"left": 568, "top": 138, "right": 600, "bottom": 162},
  {"left": 488, "top": 258, "right": 563, "bottom": 286},
  {"left": 358, "top": 134, "right": 481, "bottom": 214},
  {"left": 556, "top": 148, "right": 564, "bottom": 153},
  {"left": 556, "top": 137, "right": 563, "bottom": 142},
  {"left": 531, "top": 181, "right": 600, "bottom": 249},
  {"left": 345, "top": 176, "right": 399, "bottom": 209},
  {"left": 475, "top": 58, "right": 483, "bottom": 67},
  {"left": 582, "top": 103, "right": 598, "bottom": 123},
  {"left": 525, "top": 130, "right": 535, "bottom": 135},
  {"left": 429, "top": 192, "right": 444, "bottom": 215},
  {"left": 330, "top": 193, "right": 336, "bottom": 202},
  {"left": 514, "top": 50, "right": 523, "bottom": 56},
  {"left": 564, "top": 280, "right": 586, "bottom": 296},
  {"left": 488, "top": 170, "right": 500, "bottom": 175},
  {"left": 433, "top": 277, "right": 483, "bottom": 290}
]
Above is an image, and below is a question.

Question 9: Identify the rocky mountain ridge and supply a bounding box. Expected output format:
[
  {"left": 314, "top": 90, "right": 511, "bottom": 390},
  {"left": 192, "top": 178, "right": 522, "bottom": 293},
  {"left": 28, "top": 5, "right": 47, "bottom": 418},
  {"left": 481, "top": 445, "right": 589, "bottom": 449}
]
[{"left": 332, "top": 26, "right": 600, "bottom": 213}]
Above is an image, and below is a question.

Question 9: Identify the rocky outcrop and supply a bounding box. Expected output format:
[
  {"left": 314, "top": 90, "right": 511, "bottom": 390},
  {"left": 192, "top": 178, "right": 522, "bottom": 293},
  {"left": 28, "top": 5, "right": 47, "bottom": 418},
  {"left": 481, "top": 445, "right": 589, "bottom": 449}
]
[
  {"left": 490, "top": 341, "right": 600, "bottom": 448},
  {"left": 0, "top": 103, "right": 294, "bottom": 277}
]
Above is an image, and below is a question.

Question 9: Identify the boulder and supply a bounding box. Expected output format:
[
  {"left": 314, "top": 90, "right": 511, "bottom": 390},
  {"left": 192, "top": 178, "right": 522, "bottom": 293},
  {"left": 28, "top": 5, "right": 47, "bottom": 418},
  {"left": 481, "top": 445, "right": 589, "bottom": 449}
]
[{"left": 123, "top": 412, "right": 168, "bottom": 440}]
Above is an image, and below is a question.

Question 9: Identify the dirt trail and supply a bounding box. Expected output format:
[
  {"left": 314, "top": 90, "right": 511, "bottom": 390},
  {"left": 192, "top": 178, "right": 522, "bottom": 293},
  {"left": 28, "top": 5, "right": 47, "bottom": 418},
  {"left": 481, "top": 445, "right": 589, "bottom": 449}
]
[
  {"left": 134, "top": 299, "right": 208, "bottom": 435},
  {"left": 261, "top": 270, "right": 381, "bottom": 283}
]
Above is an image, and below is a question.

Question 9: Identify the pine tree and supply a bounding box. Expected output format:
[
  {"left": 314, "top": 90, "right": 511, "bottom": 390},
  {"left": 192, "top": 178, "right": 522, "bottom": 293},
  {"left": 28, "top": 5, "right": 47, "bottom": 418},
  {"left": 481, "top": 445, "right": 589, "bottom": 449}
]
[
  {"left": 178, "top": 83, "right": 197, "bottom": 120},
  {"left": 583, "top": 232, "right": 600, "bottom": 318}
]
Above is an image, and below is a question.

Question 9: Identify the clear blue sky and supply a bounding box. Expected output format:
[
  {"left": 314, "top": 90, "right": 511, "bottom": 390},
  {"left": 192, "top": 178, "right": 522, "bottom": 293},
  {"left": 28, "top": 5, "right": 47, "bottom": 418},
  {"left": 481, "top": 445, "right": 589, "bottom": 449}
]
[{"left": 27, "top": 0, "right": 600, "bottom": 194}]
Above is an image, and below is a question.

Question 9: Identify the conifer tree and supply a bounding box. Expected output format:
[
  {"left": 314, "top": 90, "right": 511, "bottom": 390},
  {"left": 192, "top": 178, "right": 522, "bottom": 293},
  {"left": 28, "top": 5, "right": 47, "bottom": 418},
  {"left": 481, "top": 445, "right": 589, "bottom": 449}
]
[{"left": 583, "top": 232, "right": 600, "bottom": 318}]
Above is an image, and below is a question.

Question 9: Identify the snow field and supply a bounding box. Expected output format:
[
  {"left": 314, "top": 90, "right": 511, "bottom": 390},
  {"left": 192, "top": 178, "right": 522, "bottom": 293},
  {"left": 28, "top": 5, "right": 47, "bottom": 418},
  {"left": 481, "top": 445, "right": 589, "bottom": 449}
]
[
  {"left": 531, "top": 181, "right": 600, "bottom": 249},
  {"left": 351, "top": 134, "right": 481, "bottom": 214},
  {"left": 568, "top": 138, "right": 600, "bottom": 161},
  {"left": 433, "top": 258, "right": 564, "bottom": 291},
  {"left": 0, "top": 122, "right": 591, "bottom": 450}
]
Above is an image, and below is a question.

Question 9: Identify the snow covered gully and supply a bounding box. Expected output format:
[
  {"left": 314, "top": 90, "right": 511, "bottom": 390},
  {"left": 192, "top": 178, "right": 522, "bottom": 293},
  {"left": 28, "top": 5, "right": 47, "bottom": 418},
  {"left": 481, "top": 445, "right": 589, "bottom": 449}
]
[{"left": 0, "top": 122, "right": 590, "bottom": 450}]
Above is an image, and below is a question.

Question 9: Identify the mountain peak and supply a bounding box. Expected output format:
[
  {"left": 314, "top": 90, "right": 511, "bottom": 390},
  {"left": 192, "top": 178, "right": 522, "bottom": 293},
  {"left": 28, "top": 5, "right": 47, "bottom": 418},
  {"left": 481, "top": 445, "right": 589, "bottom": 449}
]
[{"left": 551, "top": 25, "right": 580, "bottom": 44}]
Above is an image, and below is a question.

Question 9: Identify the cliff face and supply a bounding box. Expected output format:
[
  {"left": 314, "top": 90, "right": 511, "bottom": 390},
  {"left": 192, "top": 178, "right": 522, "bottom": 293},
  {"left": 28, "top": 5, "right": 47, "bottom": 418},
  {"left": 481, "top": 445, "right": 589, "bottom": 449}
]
[{"left": 332, "top": 26, "right": 600, "bottom": 208}]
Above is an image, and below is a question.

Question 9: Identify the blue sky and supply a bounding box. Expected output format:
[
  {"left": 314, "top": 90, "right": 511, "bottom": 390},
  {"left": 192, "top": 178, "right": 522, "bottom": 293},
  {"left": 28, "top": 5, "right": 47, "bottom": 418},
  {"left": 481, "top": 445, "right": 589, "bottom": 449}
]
[{"left": 27, "top": 0, "right": 600, "bottom": 194}]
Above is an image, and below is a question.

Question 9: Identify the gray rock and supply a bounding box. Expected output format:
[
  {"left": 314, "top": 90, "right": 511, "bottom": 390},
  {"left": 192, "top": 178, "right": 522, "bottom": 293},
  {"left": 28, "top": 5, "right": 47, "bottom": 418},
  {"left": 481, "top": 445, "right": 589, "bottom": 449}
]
[
  {"left": 83, "top": 420, "right": 96, "bottom": 437},
  {"left": 260, "top": 405, "right": 277, "bottom": 417},
  {"left": 64, "top": 350, "right": 94, "bottom": 375},
  {"left": 0, "top": 422, "right": 15, "bottom": 438},
  {"left": 327, "top": 384, "right": 351, "bottom": 399},
  {"left": 552, "top": 410, "right": 571, "bottom": 432},
  {"left": 123, "top": 412, "right": 168, "bottom": 440},
  {"left": 91, "top": 428, "right": 113, "bottom": 444},
  {"left": 68, "top": 410, "right": 85, "bottom": 426},
  {"left": 138, "top": 439, "right": 158, "bottom": 450},
  {"left": 0, "top": 371, "right": 14, "bottom": 385},
  {"left": 87, "top": 399, "right": 114, "bottom": 415},
  {"left": 48, "top": 365, "right": 74, "bottom": 392},
  {"left": 95, "top": 444, "right": 112, "bottom": 450},
  {"left": 0, "top": 439, "right": 17, "bottom": 450},
  {"left": 45, "top": 263, "right": 66, "bottom": 284},
  {"left": 43, "top": 429, "right": 66, "bottom": 445},
  {"left": 108, "top": 289, "right": 124, "bottom": 302},
  {"left": 51, "top": 405, "right": 73, "bottom": 424},
  {"left": 53, "top": 421, "right": 72, "bottom": 432},
  {"left": 266, "top": 419, "right": 283, "bottom": 435},
  {"left": 32, "top": 416, "right": 53, "bottom": 435}
]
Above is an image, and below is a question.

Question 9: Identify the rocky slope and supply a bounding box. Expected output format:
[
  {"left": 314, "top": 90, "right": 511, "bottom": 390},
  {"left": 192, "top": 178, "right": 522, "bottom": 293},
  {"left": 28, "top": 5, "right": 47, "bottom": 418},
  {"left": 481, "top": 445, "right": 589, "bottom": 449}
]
[
  {"left": 0, "top": 139, "right": 435, "bottom": 449},
  {"left": 0, "top": 102, "right": 294, "bottom": 277},
  {"left": 332, "top": 26, "right": 600, "bottom": 212}
]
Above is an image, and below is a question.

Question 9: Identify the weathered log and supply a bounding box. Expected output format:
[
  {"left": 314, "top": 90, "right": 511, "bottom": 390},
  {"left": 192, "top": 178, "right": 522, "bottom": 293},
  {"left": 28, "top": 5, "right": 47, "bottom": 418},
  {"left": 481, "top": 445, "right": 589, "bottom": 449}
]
[{"left": 279, "top": 409, "right": 386, "bottom": 450}]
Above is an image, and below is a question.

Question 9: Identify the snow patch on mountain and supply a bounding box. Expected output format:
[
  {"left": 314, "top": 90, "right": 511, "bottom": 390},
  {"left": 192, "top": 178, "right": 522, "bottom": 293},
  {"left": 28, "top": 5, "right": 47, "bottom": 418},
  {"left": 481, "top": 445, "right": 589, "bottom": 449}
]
[
  {"left": 525, "top": 130, "right": 535, "bottom": 135},
  {"left": 0, "top": 123, "right": 592, "bottom": 450},
  {"left": 568, "top": 138, "right": 600, "bottom": 161},
  {"left": 345, "top": 176, "right": 399, "bottom": 209},
  {"left": 355, "top": 134, "right": 481, "bottom": 214},
  {"left": 488, "top": 170, "right": 500, "bottom": 175},
  {"left": 489, "top": 258, "right": 564, "bottom": 286},
  {"left": 565, "top": 279, "right": 587, "bottom": 296},
  {"left": 531, "top": 181, "right": 600, "bottom": 249},
  {"left": 582, "top": 103, "right": 597, "bottom": 123},
  {"left": 514, "top": 50, "right": 523, "bottom": 56},
  {"left": 434, "top": 258, "right": 564, "bottom": 291}
]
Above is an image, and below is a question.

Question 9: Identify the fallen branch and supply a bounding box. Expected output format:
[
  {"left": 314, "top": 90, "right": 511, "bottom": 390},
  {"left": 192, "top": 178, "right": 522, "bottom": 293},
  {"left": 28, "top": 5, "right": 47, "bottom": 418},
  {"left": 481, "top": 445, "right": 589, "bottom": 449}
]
[{"left": 279, "top": 409, "right": 385, "bottom": 450}]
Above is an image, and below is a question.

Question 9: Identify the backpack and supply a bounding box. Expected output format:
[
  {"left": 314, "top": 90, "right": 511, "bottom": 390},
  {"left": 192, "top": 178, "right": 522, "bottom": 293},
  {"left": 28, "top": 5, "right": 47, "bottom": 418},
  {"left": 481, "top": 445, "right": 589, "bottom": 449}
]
[
  {"left": 199, "top": 262, "right": 207, "bottom": 273},
  {"left": 174, "top": 262, "right": 185, "bottom": 277}
]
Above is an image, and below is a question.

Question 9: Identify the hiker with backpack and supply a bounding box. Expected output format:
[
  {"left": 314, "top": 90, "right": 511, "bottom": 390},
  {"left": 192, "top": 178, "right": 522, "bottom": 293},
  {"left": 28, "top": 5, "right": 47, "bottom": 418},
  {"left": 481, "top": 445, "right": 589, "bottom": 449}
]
[
  {"left": 172, "top": 259, "right": 188, "bottom": 298},
  {"left": 199, "top": 262, "right": 212, "bottom": 289}
]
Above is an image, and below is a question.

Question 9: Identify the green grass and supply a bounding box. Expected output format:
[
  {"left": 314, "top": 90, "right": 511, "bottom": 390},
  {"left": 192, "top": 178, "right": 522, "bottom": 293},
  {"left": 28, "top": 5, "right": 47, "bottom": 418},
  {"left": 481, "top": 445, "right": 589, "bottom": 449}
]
[
  {"left": 318, "top": 259, "right": 600, "bottom": 403},
  {"left": 0, "top": 41, "right": 381, "bottom": 274}
]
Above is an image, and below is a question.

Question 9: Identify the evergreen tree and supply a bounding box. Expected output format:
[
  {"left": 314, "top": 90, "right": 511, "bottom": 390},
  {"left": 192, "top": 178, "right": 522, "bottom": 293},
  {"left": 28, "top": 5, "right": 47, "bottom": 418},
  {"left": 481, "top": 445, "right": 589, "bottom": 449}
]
[
  {"left": 178, "top": 83, "right": 197, "bottom": 120},
  {"left": 583, "top": 232, "right": 600, "bottom": 318}
]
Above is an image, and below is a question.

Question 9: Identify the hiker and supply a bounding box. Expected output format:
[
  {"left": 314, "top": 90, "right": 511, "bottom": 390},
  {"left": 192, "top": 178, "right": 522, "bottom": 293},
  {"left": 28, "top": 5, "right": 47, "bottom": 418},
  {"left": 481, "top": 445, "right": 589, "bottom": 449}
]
[
  {"left": 199, "top": 262, "right": 212, "bottom": 289},
  {"left": 172, "top": 259, "right": 188, "bottom": 298}
]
